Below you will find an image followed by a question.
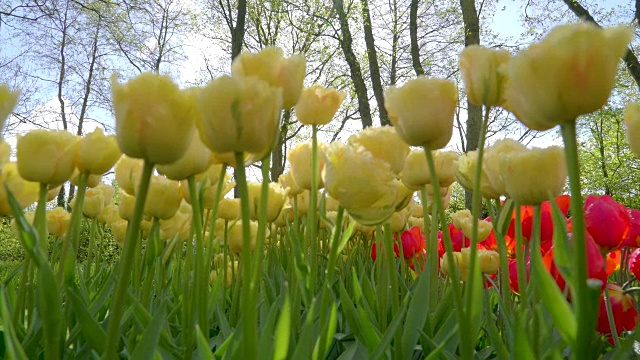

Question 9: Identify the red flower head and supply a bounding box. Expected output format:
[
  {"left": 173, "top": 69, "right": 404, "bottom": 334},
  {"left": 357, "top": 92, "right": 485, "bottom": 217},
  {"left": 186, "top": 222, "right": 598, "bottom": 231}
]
[
  {"left": 508, "top": 258, "right": 529, "bottom": 294},
  {"left": 447, "top": 223, "right": 470, "bottom": 251},
  {"left": 629, "top": 248, "right": 640, "bottom": 280},
  {"left": 584, "top": 195, "right": 630, "bottom": 253},
  {"left": 597, "top": 284, "right": 638, "bottom": 342},
  {"left": 622, "top": 209, "right": 640, "bottom": 248},
  {"left": 398, "top": 226, "right": 426, "bottom": 259},
  {"left": 543, "top": 231, "right": 608, "bottom": 295},
  {"left": 371, "top": 241, "right": 399, "bottom": 262}
]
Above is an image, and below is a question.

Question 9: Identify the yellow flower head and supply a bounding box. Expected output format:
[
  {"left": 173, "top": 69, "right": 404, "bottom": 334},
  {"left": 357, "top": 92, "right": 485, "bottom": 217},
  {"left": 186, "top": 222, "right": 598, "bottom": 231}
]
[
  {"left": 0, "top": 84, "right": 19, "bottom": 131},
  {"left": 156, "top": 129, "right": 212, "bottom": 181},
  {"left": 231, "top": 47, "right": 307, "bottom": 109},
  {"left": 145, "top": 175, "right": 182, "bottom": 220},
  {"left": 111, "top": 73, "right": 194, "bottom": 164},
  {"left": 459, "top": 45, "right": 511, "bottom": 107},
  {"left": 115, "top": 156, "right": 143, "bottom": 195},
  {"left": 453, "top": 151, "right": 500, "bottom": 199},
  {"left": 76, "top": 128, "right": 122, "bottom": 175},
  {"left": 17, "top": 129, "right": 78, "bottom": 186},
  {"left": 217, "top": 198, "right": 240, "bottom": 221},
  {"left": 287, "top": 141, "right": 326, "bottom": 190},
  {"left": 384, "top": 76, "right": 457, "bottom": 149},
  {"left": 483, "top": 139, "right": 527, "bottom": 197},
  {"left": 502, "top": 23, "right": 633, "bottom": 130},
  {"left": 501, "top": 146, "right": 567, "bottom": 205},
  {"left": 196, "top": 75, "right": 282, "bottom": 157},
  {"left": 47, "top": 207, "right": 71, "bottom": 237},
  {"left": 400, "top": 149, "right": 458, "bottom": 190},
  {"left": 227, "top": 220, "right": 258, "bottom": 256},
  {"left": 278, "top": 171, "right": 303, "bottom": 196},
  {"left": 348, "top": 126, "right": 409, "bottom": 174},
  {"left": 111, "top": 220, "right": 128, "bottom": 246},
  {"left": 295, "top": 85, "right": 346, "bottom": 125},
  {"left": 246, "top": 182, "right": 288, "bottom": 222}
]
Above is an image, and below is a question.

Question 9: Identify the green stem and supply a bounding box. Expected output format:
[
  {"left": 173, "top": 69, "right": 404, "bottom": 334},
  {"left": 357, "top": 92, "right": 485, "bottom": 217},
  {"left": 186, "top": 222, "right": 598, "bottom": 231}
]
[
  {"left": 57, "top": 172, "right": 88, "bottom": 285},
  {"left": 235, "top": 151, "right": 256, "bottom": 360},
  {"left": 250, "top": 156, "right": 271, "bottom": 295},
  {"left": 514, "top": 205, "right": 528, "bottom": 308},
  {"left": 35, "top": 183, "right": 48, "bottom": 254},
  {"left": 205, "top": 165, "right": 227, "bottom": 281},
  {"left": 423, "top": 146, "right": 468, "bottom": 359},
  {"left": 103, "top": 160, "right": 154, "bottom": 360},
  {"left": 603, "top": 268, "right": 621, "bottom": 347},
  {"left": 384, "top": 222, "right": 402, "bottom": 360},
  {"left": 561, "top": 122, "right": 593, "bottom": 358},
  {"left": 464, "top": 106, "right": 490, "bottom": 330},
  {"left": 84, "top": 218, "right": 97, "bottom": 277},
  {"left": 421, "top": 186, "right": 438, "bottom": 319},
  {"left": 309, "top": 125, "right": 319, "bottom": 293},
  {"left": 187, "top": 175, "right": 207, "bottom": 332},
  {"left": 488, "top": 200, "right": 512, "bottom": 317}
]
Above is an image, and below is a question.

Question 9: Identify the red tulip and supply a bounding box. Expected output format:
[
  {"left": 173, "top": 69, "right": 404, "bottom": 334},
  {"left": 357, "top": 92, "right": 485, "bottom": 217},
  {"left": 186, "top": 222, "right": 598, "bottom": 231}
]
[
  {"left": 629, "top": 248, "right": 640, "bottom": 280},
  {"left": 398, "top": 226, "right": 426, "bottom": 259},
  {"left": 597, "top": 284, "right": 638, "bottom": 342},
  {"left": 584, "top": 195, "right": 630, "bottom": 252},
  {"left": 371, "top": 241, "right": 399, "bottom": 262},
  {"left": 622, "top": 209, "right": 640, "bottom": 248}
]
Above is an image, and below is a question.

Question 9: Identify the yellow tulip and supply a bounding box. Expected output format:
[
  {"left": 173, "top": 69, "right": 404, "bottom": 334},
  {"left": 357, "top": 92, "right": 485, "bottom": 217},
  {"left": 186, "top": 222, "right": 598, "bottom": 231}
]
[
  {"left": 295, "top": 85, "right": 346, "bottom": 125},
  {"left": 287, "top": 141, "right": 325, "bottom": 190},
  {"left": 160, "top": 210, "right": 192, "bottom": 242},
  {"left": 17, "top": 129, "right": 78, "bottom": 186},
  {"left": 111, "top": 220, "right": 128, "bottom": 246},
  {"left": 451, "top": 209, "right": 492, "bottom": 242},
  {"left": 348, "top": 126, "right": 409, "bottom": 174},
  {"left": 502, "top": 23, "right": 633, "bottom": 130},
  {"left": 156, "top": 132, "right": 212, "bottom": 180},
  {"left": 453, "top": 151, "right": 500, "bottom": 199},
  {"left": 0, "top": 84, "right": 19, "bottom": 130},
  {"left": 459, "top": 45, "right": 511, "bottom": 107},
  {"left": 231, "top": 47, "right": 306, "bottom": 109},
  {"left": 0, "top": 163, "right": 41, "bottom": 216},
  {"left": 217, "top": 198, "right": 240, "bottom": 221},
  {"left": 118, "top": 190, "right": 136, "bottom": 221},
  {"left": 227, "top": 220, "right": 258, "bottom": 256},
  {"left": 278, "top": 171, "right": 303, "bottom": 196},
  {"left": 70, "top": 170, "right": 102, "bottom": 188},
  {"left": 400, "top": 150, "right": 457, "bottom": 190},
  {"left": 111, "top": 72, "right": 194, "bottom": 164},
  {"left": 384, "top": 76, "right": 457, "bottom": 149},
  {"left": 47, "top": 207, "right": 71, "bottom": 237},
  {"left": 482, "top": 139, "right": 527, "bottom": 197},
  {"left": 196, "top": 75, "right": 282, "bottom": 157},
  {"left": 145, "top": 175, "right": 182, "bottom": 220},
  {"left": 115, "top": 156, "right": 143, "bottom": 195},
  {"left": 82, "top": 187, "right": 105, "bottom": 218},
  {"left": 501, "top": 146, "right": 567, "bottom": 205},
  {"left": 76, "top": 128, "right": 122, "bottom": 175},
  {"left": 46, "top": 186, "right": 61, "bottom": 202},
  {"left": 99, "top": 204, "right": 121, "bottom": 225},
  {"left": 246, "top": 182, "right": 288, "bottom": 222}
]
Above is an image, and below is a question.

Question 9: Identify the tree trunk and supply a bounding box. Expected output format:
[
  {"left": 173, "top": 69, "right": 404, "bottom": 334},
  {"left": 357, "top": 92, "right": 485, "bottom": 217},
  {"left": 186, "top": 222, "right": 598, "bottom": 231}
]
[
  {"left": 271, "top": 110, "right": 290, "bottom": 182},
  {"left": 561, "top": 0, "right": 640, "bottom": 91},
  {"left": 231, "top": 0, "right": 247, "bottom": 59},
  {"left": 390, "top": 0, "right": 399, "bottom": 85},
  {"left": 410, "top": 0, "right": 424, "bottom": 76},
  {"left": 360, "top": 0, "right": 389, "bottom": 126},
  {"left": 460, "top": 0, "right": 482, "bottom": 210},
  {"left": 333, "top": 0, "right": 373, "bottom": 129}
]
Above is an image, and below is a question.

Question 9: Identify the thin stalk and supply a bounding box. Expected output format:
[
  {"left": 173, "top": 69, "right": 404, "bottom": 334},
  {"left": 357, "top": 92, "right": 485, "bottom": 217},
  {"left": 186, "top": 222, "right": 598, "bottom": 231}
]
[
  {"left": 464, "top": 106, "right": 490, "bottom": 329},
  {"left": 487, "top": 200, "right": 512, "bottom": 317},
  {"left": 84, "top": 218, "right": 97, "bottom": 276},
  {"left": 250, "top": 156, "right": 271, "bottom": 296},
  {"left": 514, "top": 205, "right": 528, "bottom": 308},
  {"left": 561, "top": 122, "right": 592, "bottom": 358},
  {"left": 35, "top": 183, "right": 48, "bottom": 253},
  {"left": 187, "top": 175, "right": 207, "bottom": 332},
  {"left": 58, "top": 173, "right": 88, "bottom": 284},
  {"left": 205, "top": 166, "right": 227, "bottom": 278},
  {"left": 235, "top": 151, "right": 256, "bottom": 360},
  {"left": 384, "top": 222, "right": 402, "bottom": 360},
  {"left": 421, "top": 186, "right": 438, "bottom": 319},
  {"left": 531, "top": 205, "right": 542, "bottom": 358},
  {"left": 103, "top": 160, "right": 154, "bottom": 360},
  {"left": 309, "top": 125, "right": 319, "bottom": 292},
  {"left": 423, "top": 146, "right": 468, "bottom": 359},
  {"left": 603, "top": 271, "right": 621, "bottom": 347}
]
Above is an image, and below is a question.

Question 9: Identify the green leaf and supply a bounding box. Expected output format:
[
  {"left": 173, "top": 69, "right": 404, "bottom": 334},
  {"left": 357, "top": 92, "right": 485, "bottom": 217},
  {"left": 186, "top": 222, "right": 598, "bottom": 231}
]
[
  {"left": 514, "top": 314, "right": 535, "bottom": 360},
  {"left": 401, "top": 268, "right": 431, "bottom": 358},
  {"left": 67, "top": 287, "right": 106, "bottom": 354},
  {"left": 370, "top": 302, "right": 407, "bottom": 360},
  {"left": 0, "top": 287, "right": 28, "bottom": 360},
  {"left": 131, "top": 302, "right": 166, "bottom": 360},
  {"left": 531, "top": 238, "right": 577, "bottom": 344},
  {"left": 274, "top": 295, "right": 291, "bottom": 360},
  {"left": 195, "top": 325, "right": 214, "bottom": 360}
]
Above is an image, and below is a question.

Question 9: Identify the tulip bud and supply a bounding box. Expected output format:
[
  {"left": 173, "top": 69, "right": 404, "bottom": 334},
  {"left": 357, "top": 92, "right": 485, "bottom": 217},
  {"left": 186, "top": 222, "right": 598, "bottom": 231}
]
[
  {"left": 278, "top": 171, "right": 303, "bottom": 196},
  {"left": 76, "top": 128, "right": 122, "bottom": 175},
  {"left": 47, "top": 207, "right": 71, "bottom": 237},
  {"left": 217, "top": 198, "right": 240, "bottom": 221},
  {"left": 288, "top": 141, "right": 325, "bottom": 190},
  {"left": 231, "top": 47, "right": 306, "bottom": 109},
  {"left": 502, "top": 23, "right": 633, "bottom": 130},
  {"left": 70, "top": 170, "right": 102, "bottom": 188},
  {"left": 0, "top": 163, "right": 39, "bottom": 216},
  {"left": 145, "top": 175, "right": 182, "bottom": 220},
  {"left": 454, "top": 151, "right": 500, "bottom": 199},
  {"left": 384, "top": 76, "right": 457, "bottom": 149},
  {"left": 500, "top": 146, "right": 567, "bottom": 205},
  {"left": 597, "top": 284, "right": 638, "bottom": 340},
  {"left": 196, "top": 75, "right": 282, "bottom": 159},
  {"left": 118, "top": 190, "right": 136, "bottom": 221},
  {"left": 156, "top": 131, "right": 212, "bottom": 180},
  {"left": 584, "top": 195, "right": 630, "bottom": 253},
  {"left": 0, "top": 84, "right": 19, "bottom": 130},
  {"left": 295, "top": 85, "right": 346, "bottom": 125},
  {"left": 160, "top": 211, "right": 192, "bottom": 242},
  {"left": 227, "top": 220, "right": 258, "bottom": 256},
  {"left": 483, "top": 139, "right": 527, "bottom": 196},
  {"left": 111, "top": 73, "right": 194, "bottom": 164},
  {"left": 115, "top": 156, "right": 143, "bottom": 195},
  {"left": 99, "top": 204, "right": 121, "bottom": 225},
  {"left": 459, "top": 45, "right": 511, "bottom": 107},
  {"left": 246, "top": 182, "right": 288, "bottom": 222},
  {"left": 401, "top": 149, "right": 457, "bottom": 190},
  {"left": 111, "top": 220, "right": 128, "bottom": 246},
  {"left": 348, "top": 126, "right": 409, "bottom": 174},
  {"left": 47, "top": 186, "right": 61, "bottom": 202},
  {"left": 17, "top": 129, "right": 78, "bottom": 186},
  {"left": 83, "top": 187, "right": 105, "bottom": 218}
]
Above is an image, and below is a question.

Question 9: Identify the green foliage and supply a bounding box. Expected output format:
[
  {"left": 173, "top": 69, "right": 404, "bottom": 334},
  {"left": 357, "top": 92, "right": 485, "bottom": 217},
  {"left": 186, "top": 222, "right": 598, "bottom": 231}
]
[{"left": 578, "top": 107, "right": 640, "bottom": 209}]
